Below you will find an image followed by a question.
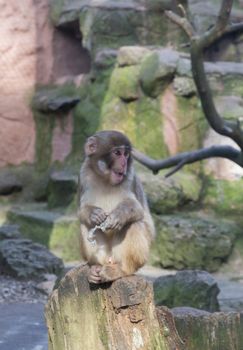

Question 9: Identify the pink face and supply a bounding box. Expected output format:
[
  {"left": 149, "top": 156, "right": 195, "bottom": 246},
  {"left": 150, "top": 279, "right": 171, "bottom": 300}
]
[{"left": 110, "top": 146, "right": 130, "bottom": 185}]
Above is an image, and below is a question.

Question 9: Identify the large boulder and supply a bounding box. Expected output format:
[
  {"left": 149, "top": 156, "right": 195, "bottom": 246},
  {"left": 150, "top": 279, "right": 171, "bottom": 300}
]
[
  {"left": 0, "top": 170, "right": 22, "bottom": 195},
  {"left": 138, "top": 169, "right": 202, "bottom": 214},
  {"left": 8, "top": 204, "right": 80, "bottom": 261},
  {"left": 117, "top": 46, "right": 150, "bottom": 67},
  {"left": 0, "top": 238, "right": 64, "bottom": 280},
  {"left": 153, "top": 270, "right": 220, "bottom": 312},
  {"left": 0, "top": 225, "right": 21, "bottom": 240},
  {"left": 33, "top": 89, "right": 80, "bottom": 113},
  {"left": 151, "top": 214, "right": 239, "bottom": 271},
  {"left": 140, "top": 49, "right": 179, "bottom": 98},
  {"left": 108, "top": 65, "right": 140, "bottom": 102}
]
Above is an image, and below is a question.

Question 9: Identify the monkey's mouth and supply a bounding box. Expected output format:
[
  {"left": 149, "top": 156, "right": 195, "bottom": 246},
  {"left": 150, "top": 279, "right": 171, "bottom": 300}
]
[{"left": 111, "top": 170, "right": 126, "bottom": 184}]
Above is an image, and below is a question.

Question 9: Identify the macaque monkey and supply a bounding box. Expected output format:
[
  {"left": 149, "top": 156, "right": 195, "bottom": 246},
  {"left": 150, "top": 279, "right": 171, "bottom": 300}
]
[{"left": 78, "top": 130, "right": 155, "bottom": 283}]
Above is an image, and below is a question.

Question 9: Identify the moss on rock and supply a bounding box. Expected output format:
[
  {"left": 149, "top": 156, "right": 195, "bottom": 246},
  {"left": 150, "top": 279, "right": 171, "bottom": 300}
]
[
  {"left": 71, "top": 74, "right": 111, "bottom": 158},
  {"left": 49, "top": 219, "right": 80, "bottom": 261},
  {"left": 101, "top": 96, "right": 167, "bottom": 158},
  {"left": 117, "top": 46, "right": 151, "bottom": 67},
  {"left": 79, "top": 4, "right": 144, "bottom": 56},
  {"left": 108, "top": 65, "right": 140, "bottom": 101},
  {"left": 47, "top": 171, "right": 78, "bottom": 209},
  {"left": 138, "top": 169, "right": 202, "bottom": 214},
  {"left": 154, "top": 270, "right": 220, "bottom": 312},
  {"left": 77, "top": 1, "right": 187, "bottom": 59},
  {"left": 140, "top": 50, "right": 179, "bottom": 98},
  {"left": 7, "top": 205, "right": 80, "bottom": 261},
  {"left": 203, "top": 178, "right": 243, "bottom": 215},
  {"left": 32, "top": 84, "right": 78, "bottom": 171},
  {"left": 151, "top": 213, "right": 239, "bottom": 271},
  {"left": 173, "top": 308, "right": 243, "bottom": 350}
]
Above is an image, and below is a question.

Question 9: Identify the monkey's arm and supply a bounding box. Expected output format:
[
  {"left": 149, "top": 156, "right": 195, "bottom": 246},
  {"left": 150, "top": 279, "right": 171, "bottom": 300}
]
[
  {"left": 104, "top": 175, "right": 148, "bottom": 231},
  {"left": 105, "top": 197, "right": 144, "bottom": 231},
  {"left": 78, "top": 176, "right": 107, "bottom": 227},
  {"left": 78, "top": 204, "right": 107, "bottom": 227}
]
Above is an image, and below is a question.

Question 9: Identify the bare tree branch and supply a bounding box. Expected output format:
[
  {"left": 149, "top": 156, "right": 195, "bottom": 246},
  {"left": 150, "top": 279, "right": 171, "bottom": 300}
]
[
  {"left": 166, "top": 0, "right": 243, "bottom": 151},
  {"left": 198, "top": 0, "right": 233, "bottom": 48},
  {"left": 134, "top": 0, "right": 243, "bottom": 177},
  {"left": 165, "top": 10, "right": 195, "bottom": 38},
  {"left": 132, "top": 146, "right": 243, "bottom": 176},
  {"left": 226, "top": 22, "right": 243, "bottom": 35}
]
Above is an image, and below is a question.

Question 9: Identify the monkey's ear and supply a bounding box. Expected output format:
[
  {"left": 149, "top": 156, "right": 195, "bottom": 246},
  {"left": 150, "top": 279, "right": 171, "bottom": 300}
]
[{"left": 85, "top": 136, "right": 97, "bottom": 156}]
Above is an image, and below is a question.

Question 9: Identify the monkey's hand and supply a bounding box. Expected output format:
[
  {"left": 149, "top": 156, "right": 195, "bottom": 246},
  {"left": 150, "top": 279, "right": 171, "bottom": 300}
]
[
  {"left": 104, "top": 211, "right": 124, "bottom": 231},
  {"left": 104, "top": 199, "right": 144, "bottom": 232},
  {"left": 90, "top": 207, "right": 107, "bottom": 226}
]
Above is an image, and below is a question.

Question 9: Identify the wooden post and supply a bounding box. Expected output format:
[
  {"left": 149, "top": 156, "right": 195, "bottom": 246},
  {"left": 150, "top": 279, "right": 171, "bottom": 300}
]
[{"left": 45, "top": 265, "right": 184, "bottom": 350}]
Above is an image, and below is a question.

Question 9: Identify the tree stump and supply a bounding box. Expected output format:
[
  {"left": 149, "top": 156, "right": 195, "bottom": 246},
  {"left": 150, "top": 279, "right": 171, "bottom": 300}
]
[{"left": 45, "top": 264, "right": 184, "bottom": 350}]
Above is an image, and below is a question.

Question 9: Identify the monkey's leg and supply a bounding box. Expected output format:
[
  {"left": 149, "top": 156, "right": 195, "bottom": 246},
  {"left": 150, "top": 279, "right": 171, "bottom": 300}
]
[{"left": 99, "top": 222, "right": 151, "bottom": 282}]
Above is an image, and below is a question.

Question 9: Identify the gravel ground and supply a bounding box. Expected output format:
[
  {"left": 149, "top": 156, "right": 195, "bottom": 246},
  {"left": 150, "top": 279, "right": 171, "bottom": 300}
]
[{"left": 0, "top": 275, "right": 48, "bottom": 304}]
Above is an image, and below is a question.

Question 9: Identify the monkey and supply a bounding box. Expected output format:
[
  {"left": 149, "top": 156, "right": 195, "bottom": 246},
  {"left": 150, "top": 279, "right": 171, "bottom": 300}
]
[{"left": 78, "top": 130, "right": 155, "bottom": 284}]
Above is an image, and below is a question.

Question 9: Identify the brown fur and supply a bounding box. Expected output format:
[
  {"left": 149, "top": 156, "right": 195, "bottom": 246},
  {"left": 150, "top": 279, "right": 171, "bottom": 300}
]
[{"left": 78, "top": 131, "right": 155, "bottom": 283}]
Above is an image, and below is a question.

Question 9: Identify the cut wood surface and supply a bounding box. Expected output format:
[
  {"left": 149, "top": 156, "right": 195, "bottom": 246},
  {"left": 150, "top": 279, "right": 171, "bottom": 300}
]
[{"left": 45, "top": 264, "right": 184, "bottom": 350}]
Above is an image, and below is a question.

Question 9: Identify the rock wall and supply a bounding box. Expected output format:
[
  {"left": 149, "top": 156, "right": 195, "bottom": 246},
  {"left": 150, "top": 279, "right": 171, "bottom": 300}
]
[
  {"left": 0, "top": 0, "right": 90, "bottom": 168},
  {"left": 1, "top": 0, "right": 243, "bottom": 181}
]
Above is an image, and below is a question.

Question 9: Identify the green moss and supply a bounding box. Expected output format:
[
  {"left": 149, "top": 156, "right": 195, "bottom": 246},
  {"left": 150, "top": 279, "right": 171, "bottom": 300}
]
[
  {"left": 50, "top": 219, "right": 80, "bottom": 261},
  {"left": 47, "top": 172, "right": 78, "bottom": 209},
  {"left": 32, "top": 84, "right": 78, "bottom": 171},
  {"left": 79, "top": 7, "right": 143, "bottom": 55},
  {"left": 140, "top": 52, "right": 175, "bottom": 97},
  {"left": 101, "top": 96, "right": 136, "bottom": 132},
  {"left": 203, "top": 178, "right": 243, "bottom": 216},
  {"left": 8, "top": 207, "right": 52, "bottom": 246},
  {"left": 35, "top": 83, "right": 77, "bottom": 98},
  {"left": 221, "top": 76, "right": 243, "bottom": 96},
  {"left": 150, "top": 214, "right": 238, "bottom": 271},
  {"left": 33, "top": 110, "right": 55, "bottom": 172},
  {"left": 175, "top": 312, "right": 243, "bottom": 350},
  {"left": 7, "top": 205, "right": 80, "bottom": 261},
  {"left": 79, "top": 3, "right": 187, "bottom": 59},
  {"left": 109, "top": 65, "right": 140, "bottom": 101},
  {"left": 50, "top": 0, "right": 64, "bottom": 24},
  {"left": 95, "top": 295, "right": 109, "bottom": 348},
  {"left": 101, "top": 96, "right": 167, "bottom": 158},
  {"left": 139, "top": 169, "right": 202, "bottom": 214},
  {"left": 71, "top": 72, "right": 113, "bottom": 158},
  {"left": 173, "top": 172, "right": 202, "bottom": 203},
  {"left": 149, "top": 330, "right": 168, "bottom": 350}
]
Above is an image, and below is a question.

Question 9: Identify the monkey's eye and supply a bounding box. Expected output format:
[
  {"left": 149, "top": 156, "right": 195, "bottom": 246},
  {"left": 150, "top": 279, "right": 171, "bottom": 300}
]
[
  {"left": 112, "top": 148, "right": 130, "bottom": 158},
  {"left": 113, "top": 149, "right": 122, "bottom": 157}
]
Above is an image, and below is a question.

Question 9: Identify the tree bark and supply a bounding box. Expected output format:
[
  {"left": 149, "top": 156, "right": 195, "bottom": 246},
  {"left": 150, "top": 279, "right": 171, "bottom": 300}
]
[{"left": 45, "top": 264, "right": 184, "bottom": 350}]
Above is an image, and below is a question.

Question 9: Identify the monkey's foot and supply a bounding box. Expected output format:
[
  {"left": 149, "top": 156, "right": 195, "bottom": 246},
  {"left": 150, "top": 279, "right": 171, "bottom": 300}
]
[
  {"left": 99, "top": 263, "right": 124, "bottom": 283},
  {"left": 88, "top": 265, "right": 102, "bottom": 284}
]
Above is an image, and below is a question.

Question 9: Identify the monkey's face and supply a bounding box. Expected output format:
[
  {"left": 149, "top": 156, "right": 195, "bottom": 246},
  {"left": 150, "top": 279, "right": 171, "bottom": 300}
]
[
  {"left": 84, "top": 131, "right": 132, "bottom": 186},
  {"left": 95, "top": 146, "right": 131, "bottom": 186},
  {"left": 108, "top": 146, "right": 130, "bottom": 185}
]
